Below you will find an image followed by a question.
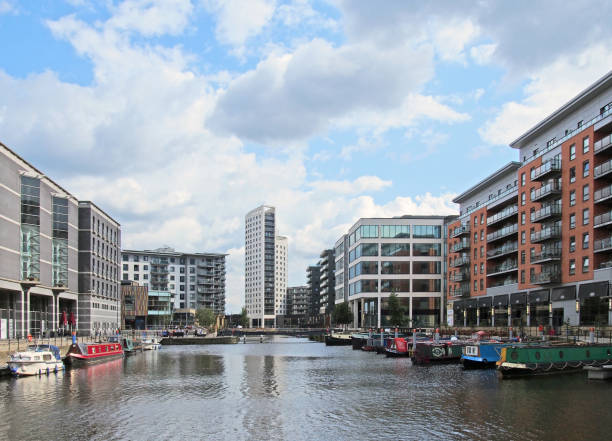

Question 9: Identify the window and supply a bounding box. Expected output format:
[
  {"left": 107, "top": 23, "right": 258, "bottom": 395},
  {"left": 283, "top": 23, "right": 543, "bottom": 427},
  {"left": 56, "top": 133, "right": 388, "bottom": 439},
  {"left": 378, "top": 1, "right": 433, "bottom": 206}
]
[
  {"left": 521, "top": 192, "right": 526, "bottom": 206},
  {"left": 180, "top": 267, "right": 185, "bottom": 274},
  {"left": 520, "top": 270, "right": 525, "bottom": 283},
  {"left": 143, "top": 274, "right": 148, "bottom": 280},
  {"left": 480, "top": 246, "right": 484, "bottom": 258},
  {"left": 480, "top": 263, "right": 484, "bottom": 274},
  {"left": 133, "top": 264, "right": 139, "bottom": 271},
  {"left": 473, "top": 264, "right": 477, "bottom": 275},
  {"left": 133, "top": 274, "right": 139, "bottom": 280},
  {"left": 583, "top": 137, "right": 590, "bottom": 154},
  {"left": 123, "top": 264, "right": 128, "bottom": 270},
  {"left": 570, "top": 213, "right": 576, "bottom": 229},
  {"left": 480, "top": 214, "right": 484, "bottom": 225},
  {"left": 569, "top": 259, "right": 576, "bottom": 275},
  {"left": 582, "top": 257, "right": 590, "bottom": 273},
  {"left": 413, "top": 243, "right": 441, "bottom": 256},
  {"left": 189, "top": 258, "right": 195, "bottom": 265},
  {"left": 189, "top": 267, "right": 195, "bottom": 274},
  {"left": 569, "top": 190, "right": 576, "bottom": 206},
  {"left": 380, "top": 225, "right": 408, "bottom": 238},
  {"left": 583, "top": 184, "right": 590, "bottom": 201},
  {"left": 480, "top": 279, "right": 484, "bottom": 290},
  {"left": 583, "top": 208, "right": 590, "bottom": 225},
  {"left": 480, "top": 230, "right": 484, "bottom": 241},
  {"left": 413, "top": 225, "right": 441, "bottom": 238},
  {"left": 569, "top": 236, "right": 576, "bottom": 252},
  {"left": 380, "top": 243, "right": 404, "bottom": 257},
  {"left": 521, "top": 231, "right": 526, "bottom": 245},
  {"left": 412, "top": 261, "right": 441, "bottom": 275},
  {"left": 583, "top": 160, "right": 590, "bottom": 178},
  {"left": 474, "top": 232, "right": 478, "bottom": 244},
  {"left": 122, "top": 273, "right": 128, "bottom": 280},
  {"left": 583, "top": 232, "right": 590, "bottom": 249},
  {"left": 474, "top": 280, "right": 478, "bottom": 291},
  {"left": 521, "top": 250, "right": 526, "bottom": 264},
  {"left": 521, "top": 173, "right": 526, "bottom": 186},
  {"left": 143, "top": 265, "right": 148, "bottom": 270},
  {"left": 180, "top": 285, "right": 185, "bottom": 291},
  {"left": 474, "top": 217, "right": 478, "bottom": 227},
  {"left": 180, "top": 276, "right": 185, "bottom": 282},
  {"left": 570, "top": 144, "right": 576, "bottom": 160},
  {"left": 473, "top": 248, "right": 477, "bottom": 259},
  {"left": 521, "top": 212, "right": 526, "bottom": 225},
  {"left": 569, "top": 167, "right": 576, "bottom": 183}
]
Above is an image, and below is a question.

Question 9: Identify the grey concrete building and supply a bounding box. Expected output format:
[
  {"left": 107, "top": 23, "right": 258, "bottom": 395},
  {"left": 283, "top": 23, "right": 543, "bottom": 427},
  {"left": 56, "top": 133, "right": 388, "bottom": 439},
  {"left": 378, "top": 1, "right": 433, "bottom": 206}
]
[
  {"left": 0, "top": 142, "right": 79, "bottom": 338},
  {"left": 306, "top": 265, "right": 321, "bottom": 326},
  {"left": 318, "top": 249, "right": 335, "bottom": 326},
  {"left": 121, "top": 248, "right": 227, "bottom": 315},
  {"left": 78, "top": 202, "right": 122, "bottom": 335}
]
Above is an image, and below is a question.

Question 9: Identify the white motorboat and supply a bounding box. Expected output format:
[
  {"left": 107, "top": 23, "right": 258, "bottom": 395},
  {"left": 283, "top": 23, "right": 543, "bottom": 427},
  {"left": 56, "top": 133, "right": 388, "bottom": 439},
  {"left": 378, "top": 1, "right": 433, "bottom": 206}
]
[
  {"left": 7, "top": 345, "right": 65, "bottom": 377},
  {"left": 142, "top": 338, "right": 162, "bottom": 350}
]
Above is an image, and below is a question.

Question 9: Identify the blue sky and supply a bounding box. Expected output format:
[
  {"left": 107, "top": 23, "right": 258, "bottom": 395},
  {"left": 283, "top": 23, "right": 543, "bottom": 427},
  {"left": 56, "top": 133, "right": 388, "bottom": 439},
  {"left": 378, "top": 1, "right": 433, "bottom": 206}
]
[{"left": 1, "top": 0, "right": 611, "bottom": 312}]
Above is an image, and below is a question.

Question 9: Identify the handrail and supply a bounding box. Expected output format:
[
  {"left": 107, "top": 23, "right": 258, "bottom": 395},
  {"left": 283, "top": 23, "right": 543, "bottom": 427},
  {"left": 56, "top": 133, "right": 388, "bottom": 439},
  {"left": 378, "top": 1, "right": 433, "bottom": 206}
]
[
  {"left": 487, "top": 205, "right": 518, "bottom": 225},
  {"left": 530, "top": 226, "right": 562, "bottom": 242},
  {"left": 594, "top": 158, "right": 612, "bottom": 178},
  {"left": 486, "top": 224, "right": 518, "bottom": 242},
  {"left": 594, "top": 184, "right": 612, "bottom": 202},
  {"left": 594, "top": 210, "right": 612, "bottom": 227},
  {"left": 594, "top": 133, "right": 612, "bottom": 154},
  {"left": 531, "top": 158, "right": 561, "bottom": 180}
]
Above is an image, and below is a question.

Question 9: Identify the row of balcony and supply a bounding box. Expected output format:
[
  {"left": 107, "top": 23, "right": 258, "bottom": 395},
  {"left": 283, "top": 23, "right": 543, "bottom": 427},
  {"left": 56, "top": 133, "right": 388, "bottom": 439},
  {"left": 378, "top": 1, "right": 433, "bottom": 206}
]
[
  {"left": 449, "top": 285, "right": 470, "bottom": 298},
  {"left": 487, "top": 223, "right": 518, "bottom": 243},
  {"left": 487, "top": 242, "right": 518, "bottom": 260},
  {"left": 595, "top": 158, "right": 612, "bottom": 179},
  {"left": 531, "top": 248, "right": 562, "bottom": 264},
  {"left": 450, "top": 256, "right": 470, "bottom": 268},
  {"left": 594, "top": 236, "right": 612, "bottom": 253},
  {"left": 487, "top": 205, "right": 518, "bottom": 226},
  {"left": 530, "top": 270, "right": 561, "bottom": 285},
  {"left": 594, "top": 210, "right": 612, "bottom": 228},
  {"left": 594, "top": 184, "right": 612, "bottom": 204},
  {"left": 531, "top": 181, "right": 562, "bottom": 202},
  {"left": 594, "top": 133, "right": 612, "bottom": 155},
  {"left": 487, "top": 260, "right": 518, "bottom": 277},
  {"left": 449, "top": 271, "right": 469, "bottom": 282},
  {"left": 531, "top": 159, "right": 562, "bottom": 182}
]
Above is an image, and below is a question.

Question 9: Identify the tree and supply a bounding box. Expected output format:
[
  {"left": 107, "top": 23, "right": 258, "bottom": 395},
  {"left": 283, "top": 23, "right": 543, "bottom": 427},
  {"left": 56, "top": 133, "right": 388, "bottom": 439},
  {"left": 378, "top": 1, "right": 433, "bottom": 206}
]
[
  {"left": 195, "top": 308, "right": 215, "bottom": 328},
  {"left": 332, "top": 302, "right": 352, "bottom": 328},
  {"left": 388, "top": 292, "right": 404, "bottom": 327},
  {"left": 239, "top": 307, "right": 249, "bottom": 328}
]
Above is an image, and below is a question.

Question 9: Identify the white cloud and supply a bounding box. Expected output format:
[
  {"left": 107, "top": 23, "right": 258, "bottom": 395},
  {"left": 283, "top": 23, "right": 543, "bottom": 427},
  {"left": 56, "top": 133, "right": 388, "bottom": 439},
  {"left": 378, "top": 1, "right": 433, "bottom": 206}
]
[
  {"left": 470, "top": 43, "right": 496, "bottom": 65},
  {"left": 479, "top": 45, "right": 612, "bottom": 146},
  {"left": 431, "top": 18, "right": 479, "bottom": 64},
  {"left": 0, "top": 0, "right": 14, "bottom": 14},
  {"left": 309, "top": 176, "right": 391, "bottom": 194},
  {"left": 107, "top": 0, "right": 194, "bottom": 36},
  {"left": 203, "top": 0, "right": 276, "bottom": 50}
]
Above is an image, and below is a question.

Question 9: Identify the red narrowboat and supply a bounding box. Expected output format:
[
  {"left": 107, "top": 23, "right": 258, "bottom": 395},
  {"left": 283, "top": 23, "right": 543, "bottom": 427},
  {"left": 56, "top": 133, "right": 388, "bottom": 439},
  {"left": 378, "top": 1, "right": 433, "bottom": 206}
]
[{"left": 66, "top": 341, "right": 124, "bottom": 367}]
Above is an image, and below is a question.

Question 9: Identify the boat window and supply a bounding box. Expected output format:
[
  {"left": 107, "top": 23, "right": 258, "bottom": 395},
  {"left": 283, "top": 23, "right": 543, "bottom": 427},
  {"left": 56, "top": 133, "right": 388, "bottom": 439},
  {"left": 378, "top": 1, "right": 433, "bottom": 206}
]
[
  {"left": 44, "top": 354, "right": 52, "bottom": 361},
  {"left": 34, "top": 356, "right": 40, "bottom": 361}
]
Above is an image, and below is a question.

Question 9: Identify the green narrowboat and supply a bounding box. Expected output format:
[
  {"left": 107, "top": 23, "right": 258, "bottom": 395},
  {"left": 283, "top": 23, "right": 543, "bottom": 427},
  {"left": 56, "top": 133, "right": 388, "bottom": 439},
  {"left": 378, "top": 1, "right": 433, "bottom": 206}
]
[{"left": 498, "top": 344, "right": 612, "bottom": 378}]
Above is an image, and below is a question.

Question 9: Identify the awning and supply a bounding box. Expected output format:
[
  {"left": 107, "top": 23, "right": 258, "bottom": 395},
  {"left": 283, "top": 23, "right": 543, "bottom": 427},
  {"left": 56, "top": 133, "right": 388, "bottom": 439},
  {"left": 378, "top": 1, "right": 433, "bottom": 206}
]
[
  {"left": 478, "top": 296, "right": 492, "bottom": 307},
  {"left": 493, "top": 294, "right": 509, "bottom": 307},
  {"left": 551, "top": 286, "right": 576, "bottom": 302},
  {"left": 578, "top": 281, "right": 610, "bottom": 300},
  {"left": 510, "top": 292, "right": 527, "bottom": 305},
  {"left": 453, "top": 300, "right": 465, "bottom": 311},
  {"left": 528, "top": 289, "right": 550, "bottom": 304},
  {"left": 465, "top": 299, "right": 478, "bottom": 309}
]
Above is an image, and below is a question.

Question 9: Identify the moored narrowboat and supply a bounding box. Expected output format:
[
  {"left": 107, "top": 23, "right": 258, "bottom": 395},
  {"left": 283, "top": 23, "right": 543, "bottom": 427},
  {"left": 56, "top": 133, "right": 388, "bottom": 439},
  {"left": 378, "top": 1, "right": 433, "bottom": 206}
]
[
  {"left": 325, "top": 333, "right": 353, "bottom": 346},
  {"left": 66, "top": 341, "right": 124, "bottom": 367},
  {"left": 411, "top": 341, "right": 466, "bottom": 365},
  {"left": 497, "top": 344, "right": 612, "bottom": 378},
  {"left": 461, "top": 342, "right": 513, "bottom": 369},
  {"left": 385, "top": 338, "right": 410, "bottom": 358}
]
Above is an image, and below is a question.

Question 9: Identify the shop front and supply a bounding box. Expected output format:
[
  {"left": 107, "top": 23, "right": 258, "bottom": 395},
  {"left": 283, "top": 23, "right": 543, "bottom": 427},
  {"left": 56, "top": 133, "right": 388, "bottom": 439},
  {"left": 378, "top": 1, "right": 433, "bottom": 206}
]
[
  {"left": 528, "top": 289, "right": 550, "bottom": 327},
  {"left": 510, "top": 292, "right": 527, "bottom": 328},
  {"left": 493, "top": 294, "right": 509, "bottom": 327}
]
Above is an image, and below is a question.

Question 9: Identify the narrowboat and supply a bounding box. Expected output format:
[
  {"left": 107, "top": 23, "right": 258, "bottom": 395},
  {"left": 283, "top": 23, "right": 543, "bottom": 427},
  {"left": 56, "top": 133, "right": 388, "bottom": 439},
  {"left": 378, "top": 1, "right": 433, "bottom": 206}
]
[
  {"left": 7, "top": 345, "right": 65, "bottom": 377},
  {"left": 385, "top": 338, "right": 410, "bottom": 358},
  {"left": 497, "top": 344, "right": 612, "bottom": 378},
  {"left": 351, "top": 333, "right": 369, "bottom": 350},
  {"left": 411, "top": 341, "right": 466, "bottom": 365},
  {"left": 324, "top": 333, "right": 352, "bottom": 346},
  {"left": 66, "top": 341, "right": 124, "bottom": 367},
  {"left": 462, "top": 342, "right": 509, "bottom": 369}
]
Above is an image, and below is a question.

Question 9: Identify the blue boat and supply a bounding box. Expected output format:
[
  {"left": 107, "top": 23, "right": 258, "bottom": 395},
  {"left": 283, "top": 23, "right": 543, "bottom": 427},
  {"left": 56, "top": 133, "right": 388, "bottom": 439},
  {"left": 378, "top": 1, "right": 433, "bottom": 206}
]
[{"left": 461, "top": 341, "right": 517, "bottom": 369}]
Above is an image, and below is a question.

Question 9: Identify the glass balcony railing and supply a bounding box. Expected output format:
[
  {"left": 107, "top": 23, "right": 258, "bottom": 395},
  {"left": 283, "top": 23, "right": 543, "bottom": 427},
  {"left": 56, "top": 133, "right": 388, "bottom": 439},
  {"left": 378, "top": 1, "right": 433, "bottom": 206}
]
[
  {"left": 486, "top": 224, "right": 518, "bottom": 242},
  {"left": 530, "top": 270, "right": 561, "bottom": 284},
  {"left": 488, "top": 260, "right": 518, "bottom": 277},
  {"left": 531, "top": 226, "right": 562, "bottom": 243},
  {"left": 451, "top": 240, "right": 471, "bottom": 252},
  {"left": 531, "top": 159, "right": 562, "bottom": 181},
  {"left": 488, "top": 277, "right": 518, "bottom": 288},
  {"left": 594, "top": 133, "right": 612, "bottom": 155},
  {"left": 594, "top": 236, "right": 612, "bottom": 252},
  {"left": 531, "top": 248, "right": 562, "bottom": 263},
  {"left": 451, "top": 225, "right": 470, "bottom": 238},
  {"left": 487, "top": 242, "right": 518, "bottom": 259},
  {"left": 487, "top": 205, "right": 518, "bottom": 226},
  {"left": 531, "top": 181, "right": 562, "bottom": 202},
  {"left": 531, "top": 203, "right": 562, "bottom": 223},
  {"left": 449, "top": 286, "right": 470, "bottom": 298},
  {"left": 450, "top": 256, "right": 470, "bottom": 267},
  {"left": 594, "top": 184, "right": 612, "bottom": 203},
  {"left": 594, "top": 210, "right": 612, "bottom": 228},
  {"left": 449, "top": 272, "right": 469, "bottom": 282},
  {"left": 595, "top": 158, "right": 612, "bottom": 179}
]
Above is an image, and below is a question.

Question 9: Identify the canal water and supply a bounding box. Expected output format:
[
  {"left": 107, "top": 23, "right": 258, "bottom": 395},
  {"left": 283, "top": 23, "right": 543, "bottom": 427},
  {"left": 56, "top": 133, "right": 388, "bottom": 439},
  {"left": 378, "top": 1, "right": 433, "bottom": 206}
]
[{"left": 1, "top": 336, "right": 611, "bottom": 440}]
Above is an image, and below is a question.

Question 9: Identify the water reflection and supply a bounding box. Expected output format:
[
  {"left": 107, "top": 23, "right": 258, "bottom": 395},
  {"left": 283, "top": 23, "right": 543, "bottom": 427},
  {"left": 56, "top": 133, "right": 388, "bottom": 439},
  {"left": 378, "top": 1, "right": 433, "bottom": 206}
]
[{"left": 1, "top": 337, "right": 612, "bottom": 440}]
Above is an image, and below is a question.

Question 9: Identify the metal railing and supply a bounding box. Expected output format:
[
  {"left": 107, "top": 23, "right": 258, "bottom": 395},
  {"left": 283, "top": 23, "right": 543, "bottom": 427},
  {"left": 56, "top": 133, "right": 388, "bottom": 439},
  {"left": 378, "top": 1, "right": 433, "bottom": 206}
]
[
  {"left": 487, "top": 205, "right": 518, "bottom": 226},
  {"left": 451, "top": 240, "right": 471, "bottom": 252},
  {"left": 594, "top": 236, "right": 612, "bottom": 252},
  {"left": 530, "top": 270, "right": 561, "bottom": 284},
  {"left": 531, "top": 248, "right": 562, "bottom": 262},
  {"left": 487, "top": 242, "right": 518, "bottom": 259},
  {"left": 594, "top": 133, "right": 612, "bottom": 155},
  {"left": 531, "top": 181, "right": 562, "bottom": 201},
  {"left": 451, "top": 224, "right": 470, "bottom": 238},
  {"left": 531, "top": 226, "right": 562, "bottom": 243},
  {"left": 488, "top": 260, "right": 518, "bottom": 276},
  {"left": 594, "top": 210, "right": 612, "bottom": 228},
  {"left": 487, "top": 224, "right": 518, "bottom": 242},
  {"left": 594, "top": 184, "right": 612, "bottom": 203},
  {"left": 449, "top": 256, "right": 470, "bottom": 267},
  {"left": 531, "top": 159, "right": 562, "bottom": 181},
  {"left": 594, "top": 158, "right": 612, "bottom": 179},
  {"left": 449, "top": 272, "right": 470, "bottom": 282}
]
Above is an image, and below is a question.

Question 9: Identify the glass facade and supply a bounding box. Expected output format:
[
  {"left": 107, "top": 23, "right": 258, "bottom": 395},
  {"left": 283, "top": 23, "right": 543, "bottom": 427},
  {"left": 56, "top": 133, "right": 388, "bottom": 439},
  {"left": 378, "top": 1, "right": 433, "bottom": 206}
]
[
  {"left": 52, "top": 197, "right": 69, "bottom": 287},
  {"left": 381, "top": 279, "right": 410, "bottom": 292},
  {"left": 412, "top": 279, "right": 441, "bottom": 292},
  {"left": 413, "top": 225, "right": 442, "bottom": 239},
  {"left": 413, "top": 243, "right": 441, "bottom": 256},
  {"left": 412, "top": 261, "right": 441, "bottom": 275},
  {"left": 349, "top": 261, "right": 378, "bottom": 278},
  {"left": 381, "top": 243, "right": 410, "bottom": 256},
  {"left": 380, "top": 261, "right": 410, "bottom": 274},
  {"left": 381, "top": 225, "right": 410, "bottom": 238},
  {"left": 348, "top": 243, "right": 378, "bottom": 262},
  {"left": 20, "top": 176, "right": 40, "bottom": 280}
]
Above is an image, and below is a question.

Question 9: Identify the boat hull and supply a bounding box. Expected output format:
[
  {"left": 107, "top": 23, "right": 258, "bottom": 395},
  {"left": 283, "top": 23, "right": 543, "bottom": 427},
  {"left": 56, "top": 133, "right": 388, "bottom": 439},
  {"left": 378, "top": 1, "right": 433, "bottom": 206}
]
[
  {"left": 324, "top": 335, "right": 352, "bottom": 346},
  {"left": 8, "top": 361, "right": 65, "bottom": 377},
  {"left": 411, "top": 342, "right": 465, "bottom": 365},
  {"left": 67, "top": 352, "right": 124, "bottom": 368}
]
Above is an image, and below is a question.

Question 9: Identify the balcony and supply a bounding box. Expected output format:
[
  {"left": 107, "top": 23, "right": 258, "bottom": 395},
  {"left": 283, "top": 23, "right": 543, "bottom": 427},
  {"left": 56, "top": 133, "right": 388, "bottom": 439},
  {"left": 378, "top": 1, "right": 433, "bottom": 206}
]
[
  {"left": 487, "top": 242, "right": 518, "bottom": 260},
  {"left": 594, "top": 236, "right": 612, "bottom": 253},
  {"left": 486, "top": 224, "right": 518, "bottom": 243},
  {"left": 449, "top": 271, "right": 469, "bottom": 282},
  {"left": 487, "top": 260, "right": 518, "bottom": 277},
  {"left": 451, "top": 239, "right": 471, "bottom": 253},
  {"left": 150, "top": 268, "right": 169, "bottom": 275},
  {"left": 531, "top": 248, "right": 562, "bottom": 264},
  {"left": 450, "top": 256, "right": 470, "bottom": 268},
  {"left": 531, "top": 203, "right": 562, "bottom": 223},
  {"left": 530, "top": 270, "right": 561, "bottom": 285},
  {"left": 594, "top": 210, "right": 612, "bottom": 228},
  {"left": 595, "top": 159, "right": 612, "bottom": 179},
  {"left": 451, "top": 224, "right": 470, "bottom": 238},
  {"left": 531, "top": 159, "right": 562, "bottom": 181},
  {"left": 449, "top": 286, "right": 470, "bottom": 298},
  {"left": 531, "top": 181, "right": 562, "bottom": 202},
  {"left": 594, "top": 184, "right": 612, "bottom": 204},
  {"left": 488, "top": 277, "right": 518, "bottom": 288},
  {"left": 530, "top": 226, "right": 562, "bottom": 243},
  {"left": 487, "top": 205, "right": 518, "bottom": 226},
  {"left": 594, "top": 133, "right": 612, "bottom": 155}
]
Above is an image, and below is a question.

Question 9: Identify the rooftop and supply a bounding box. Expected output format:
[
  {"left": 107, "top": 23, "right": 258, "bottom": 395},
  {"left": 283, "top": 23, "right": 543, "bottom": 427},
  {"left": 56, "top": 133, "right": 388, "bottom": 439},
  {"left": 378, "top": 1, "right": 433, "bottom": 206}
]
[{"left": 452, "top": 161, "right": 521, "bottom": 204}]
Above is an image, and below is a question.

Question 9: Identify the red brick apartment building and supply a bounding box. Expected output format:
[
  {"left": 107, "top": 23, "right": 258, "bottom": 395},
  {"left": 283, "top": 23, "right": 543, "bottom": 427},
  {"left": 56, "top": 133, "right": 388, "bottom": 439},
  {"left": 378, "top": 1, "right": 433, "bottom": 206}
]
[{"left": 447, "top": 70, "right": 612, "bottom": 329}]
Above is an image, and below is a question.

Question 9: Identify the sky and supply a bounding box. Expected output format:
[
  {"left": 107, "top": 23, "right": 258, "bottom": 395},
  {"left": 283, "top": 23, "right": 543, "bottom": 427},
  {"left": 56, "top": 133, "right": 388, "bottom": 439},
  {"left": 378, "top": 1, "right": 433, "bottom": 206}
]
[{"left": 1, "top": 0, "right": 611, "bottom": 313}]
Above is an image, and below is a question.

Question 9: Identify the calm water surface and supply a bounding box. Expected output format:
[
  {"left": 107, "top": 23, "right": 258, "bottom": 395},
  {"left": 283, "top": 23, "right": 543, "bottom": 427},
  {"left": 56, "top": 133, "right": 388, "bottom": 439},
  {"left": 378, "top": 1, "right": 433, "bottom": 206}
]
[{"left": 1, "top": 336, "right": 611, "bottom": 440}]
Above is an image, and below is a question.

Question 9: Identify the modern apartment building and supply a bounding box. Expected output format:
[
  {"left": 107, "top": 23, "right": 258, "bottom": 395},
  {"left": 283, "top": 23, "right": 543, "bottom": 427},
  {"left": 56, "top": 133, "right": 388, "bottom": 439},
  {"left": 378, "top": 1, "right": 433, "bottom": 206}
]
[
  {"left": 448, "top": 70, "right": 612, "bottom": 328},
  {"left": 121, "top": 280, "right": 148, "bottom": 329},
  {"left": 121, "top": 247, "right": 226, "bottom": 316},
  {"left": 286, "top": 286, "right": 310, "bottom": 316},
  {"left": 0, "top": 142, "right": 121, "bottom": 338},
  {"left": 244, "top": 205, "right": 288, "bottom": 327},
  {"left": 78, "top": 201, "right": 122, "bottom": 335},
  {"left": 318, "top": 249, "right": 335, "bottom": 326},
  {"left": 334, "top": 216, "right": 449, "bottom": 329},
  {"left": 306, "top": 265, "right": 321, "bottom": 325}
]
